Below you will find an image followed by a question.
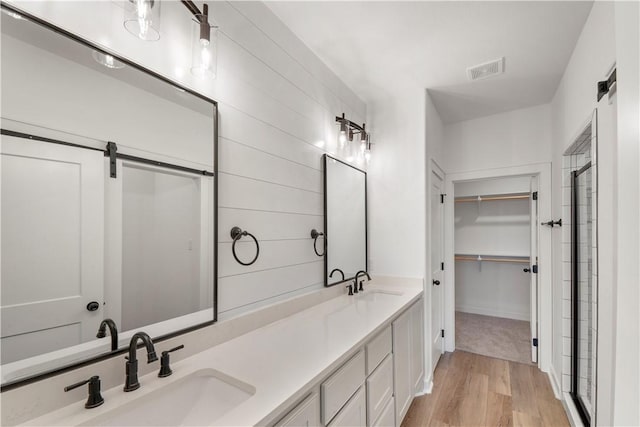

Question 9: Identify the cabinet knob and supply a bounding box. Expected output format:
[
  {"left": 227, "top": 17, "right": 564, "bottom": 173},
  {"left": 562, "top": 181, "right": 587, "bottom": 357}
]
[{"left": 432, "top": 280, "right": 440, "bottom": 286}]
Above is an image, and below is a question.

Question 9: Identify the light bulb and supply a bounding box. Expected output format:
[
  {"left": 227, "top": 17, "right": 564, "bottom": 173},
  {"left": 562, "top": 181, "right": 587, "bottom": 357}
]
[
  {"left": 364, "top": 150, "right": 371, "bottom": 163},
  {"left": 339, "top": 131, "right": 347, "bottom": 145}
]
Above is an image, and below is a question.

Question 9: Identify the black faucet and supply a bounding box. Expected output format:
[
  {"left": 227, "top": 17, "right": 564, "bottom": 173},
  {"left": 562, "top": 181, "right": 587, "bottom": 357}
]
[
  {"left": 123, "top": 332, "right": 158, "bottom": 392},
  {"left": 354, "top": 270, "right": 371, "bottom": 292},
  {"left": 329, "top": 268, "right": 345, "bottom": 281},
  {"left": 96, "top": 319, "right": 118, "bottom": 351}
]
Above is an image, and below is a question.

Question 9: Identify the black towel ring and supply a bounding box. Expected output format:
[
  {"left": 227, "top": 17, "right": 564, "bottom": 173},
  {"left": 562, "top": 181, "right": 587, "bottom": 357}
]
[
  {"left": 230, "top": 226, "right": 260, "bottom": 266},
  {"left": 310, "top": 229, "right": 325, "bottom": 257}
]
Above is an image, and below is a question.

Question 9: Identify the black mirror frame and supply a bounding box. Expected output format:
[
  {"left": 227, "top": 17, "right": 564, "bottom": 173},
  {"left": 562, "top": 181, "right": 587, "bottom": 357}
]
[
  {"left": 0, "top": 2, "right": 218, "bottom": 392},
  {"left": 323, "top": 154, "right": 368, "bottom": 288}
]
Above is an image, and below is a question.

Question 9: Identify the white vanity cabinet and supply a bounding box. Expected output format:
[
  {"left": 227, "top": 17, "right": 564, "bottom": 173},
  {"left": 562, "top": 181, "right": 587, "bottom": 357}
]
[
  {"left": 272, "top": 298, "right": 424, "bottom": 427},
  {"left": 393, "top": 299, "right": 424, "bottom": 426}
]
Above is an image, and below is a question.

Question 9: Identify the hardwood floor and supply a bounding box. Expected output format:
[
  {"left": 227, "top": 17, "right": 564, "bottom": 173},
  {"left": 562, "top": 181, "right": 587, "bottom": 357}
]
[{"left": 401, "top": 351, "right": 570, "bottom": 427}]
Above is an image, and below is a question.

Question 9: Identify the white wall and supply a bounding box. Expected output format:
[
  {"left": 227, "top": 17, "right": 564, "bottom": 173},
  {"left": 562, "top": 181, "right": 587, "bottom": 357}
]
[
  {"left": 5, "top": 0, "right": 366, "bottom": 318},
  {"left": 612, "top": 2, "right": 640, "bottom": 424},
  {"left": 367, "top": 89, "right": 426, "bottom": 279},
  {"left": 444, "top": 103, "right": 552, "bottom": 174}
]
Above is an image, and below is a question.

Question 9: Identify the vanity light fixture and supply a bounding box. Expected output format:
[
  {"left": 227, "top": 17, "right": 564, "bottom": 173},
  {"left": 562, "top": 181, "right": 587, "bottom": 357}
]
[
  {"left": 190, "top": 3, "right": 218, "bottom": 79},
  {"left": 123, "top": 1, "right": 218, "bottom": 79},
  {"left": 124, "top": 0, "right": 161, "bottom": 41},
  {"left": 335, "top": 113, "right": 372, "bottom": 163}
]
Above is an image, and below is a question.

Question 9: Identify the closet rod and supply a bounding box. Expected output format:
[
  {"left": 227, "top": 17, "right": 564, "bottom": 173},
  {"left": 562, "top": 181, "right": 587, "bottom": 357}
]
[
  {"left": 455, "top": 255, "right": 530, "bottom": 264},
  {"left": 455, "top": 194, "right": 530, "bottom": 203}
]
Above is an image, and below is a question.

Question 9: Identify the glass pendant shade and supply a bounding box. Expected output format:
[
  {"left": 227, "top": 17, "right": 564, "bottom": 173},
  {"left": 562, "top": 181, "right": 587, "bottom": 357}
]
[
  {"left": 92, "top": 50, "right": 125, "bottom": 69},
  {"left": 191, "top": 11, "right": 217, "bottom": 79},
  {"left": 338, "top": 121, "right": 347, "bottom": 146},
  {"left": 124, "top": 0, "right": 161, "bottom": 41}
]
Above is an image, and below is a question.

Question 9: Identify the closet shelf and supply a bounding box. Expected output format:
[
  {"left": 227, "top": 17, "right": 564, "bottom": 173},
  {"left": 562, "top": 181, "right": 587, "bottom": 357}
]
[
  {"left": 455, "top": 254, "right": 530, "bottom": 264},
  {"left": 455, "top": 192, "right": 530, "bottom": 203}
]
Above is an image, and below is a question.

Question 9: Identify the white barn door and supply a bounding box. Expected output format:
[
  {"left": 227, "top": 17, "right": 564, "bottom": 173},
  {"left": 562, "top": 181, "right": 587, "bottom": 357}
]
[{"left": 1, "top": 136, "right": 104, "bottom": 364}]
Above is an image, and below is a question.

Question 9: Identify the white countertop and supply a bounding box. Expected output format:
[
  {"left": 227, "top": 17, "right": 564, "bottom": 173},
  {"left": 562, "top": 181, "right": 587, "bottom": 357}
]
[{"left": 23, "top": 280, "right": 423, "bottom": 427}]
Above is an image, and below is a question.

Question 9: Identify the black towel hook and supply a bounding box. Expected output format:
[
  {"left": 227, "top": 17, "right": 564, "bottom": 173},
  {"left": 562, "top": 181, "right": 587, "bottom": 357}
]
[
  {"left": 310, "top": 229, "right": 325, "bottom": 257},
  {"left": 230, "top": 226, "right": 260, "bottom": 266}
]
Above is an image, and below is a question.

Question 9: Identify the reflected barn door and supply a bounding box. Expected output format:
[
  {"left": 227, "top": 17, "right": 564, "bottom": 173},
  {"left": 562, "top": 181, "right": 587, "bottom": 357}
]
[
  {"left": 0, "top": 136, "right": 104, "bottom": 364},
  {"left": 430, "top": 167, "right": 445, "bottom": 372}
]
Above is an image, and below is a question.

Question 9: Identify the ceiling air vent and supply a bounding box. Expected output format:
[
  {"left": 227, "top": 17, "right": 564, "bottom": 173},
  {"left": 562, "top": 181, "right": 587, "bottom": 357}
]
[{"left": 467, "top": 57, "right": 505, "bottom": 81}]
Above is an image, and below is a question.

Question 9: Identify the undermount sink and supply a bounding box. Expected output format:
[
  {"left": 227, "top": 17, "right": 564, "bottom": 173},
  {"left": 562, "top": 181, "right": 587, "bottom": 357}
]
[
  {"left": 84, "top": 369, "right": 255, "bottom": 426},
  {"left": 356, "top": 289, "right": 403, "bottom": 302}
]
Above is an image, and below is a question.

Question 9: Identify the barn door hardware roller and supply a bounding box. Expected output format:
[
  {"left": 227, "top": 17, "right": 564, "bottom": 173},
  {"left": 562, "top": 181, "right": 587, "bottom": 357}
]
[
  {"left": 597, "top": 69, "right": 616, "bottom": 101},
  {"left": 541, "top": 219, "right": 562, "bottom": 228}
]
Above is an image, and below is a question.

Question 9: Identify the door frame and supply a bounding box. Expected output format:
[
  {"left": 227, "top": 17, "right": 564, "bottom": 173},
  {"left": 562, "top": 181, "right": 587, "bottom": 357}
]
[
  {"left": 424, "top": 159, "right": 445, "bottom": 390},
  {"left": 443, "top": 162, "right": 552, "bottom": 372}
]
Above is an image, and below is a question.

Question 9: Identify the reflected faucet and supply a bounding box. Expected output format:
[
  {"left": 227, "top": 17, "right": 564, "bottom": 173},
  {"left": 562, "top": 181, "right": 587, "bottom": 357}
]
[
  {"left": 329, "top": 268, "right": 345, "bottom": 281},
  {"left": 96, "top": 319, "right": 118, "bottom": 351},
  {"left": 123, "top": 332, "right": 158, "bottom": 392},
  {"left": 354, "top": 270, "right": 371, "bottom": 292}
]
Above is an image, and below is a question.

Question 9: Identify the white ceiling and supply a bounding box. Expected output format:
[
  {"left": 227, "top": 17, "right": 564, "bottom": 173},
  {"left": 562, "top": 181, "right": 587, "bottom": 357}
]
[{"left": 266, "top": 1, "right": 593, "bottom": 123}]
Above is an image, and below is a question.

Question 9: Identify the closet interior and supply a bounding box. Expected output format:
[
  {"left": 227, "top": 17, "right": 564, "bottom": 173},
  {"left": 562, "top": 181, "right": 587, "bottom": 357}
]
[{"left": 454, "top": 176, "right": 537, "bottom": 364}]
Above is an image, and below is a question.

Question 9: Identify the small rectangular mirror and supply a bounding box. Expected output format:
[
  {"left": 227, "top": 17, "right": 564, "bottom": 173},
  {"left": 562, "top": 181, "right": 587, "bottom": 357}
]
[
  {"left": 324, "top": 155, "right": 367, "bottom": 286},
  {"left": 0, "top": 5, "right": 217, "bottom": 386}
]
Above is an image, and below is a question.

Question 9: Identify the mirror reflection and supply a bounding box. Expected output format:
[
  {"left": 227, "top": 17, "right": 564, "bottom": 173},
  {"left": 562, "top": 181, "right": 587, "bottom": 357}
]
[
  {"left": 324, "top": 155, "right": 367, "bottom": 286},
  {"left": 0, "top": 7, "right": 216, "bottom": 384}
]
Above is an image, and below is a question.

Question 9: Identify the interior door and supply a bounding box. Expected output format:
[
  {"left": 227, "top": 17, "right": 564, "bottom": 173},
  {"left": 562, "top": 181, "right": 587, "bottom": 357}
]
[
  {"left": 0, "top": 136, "right": 104, "bottom": 364},
  {"left": 529, "top": 176, "right": 539, "bottom": 363},
  {"left": 430, "top": 168, "right": 444, "bottom": 372}
]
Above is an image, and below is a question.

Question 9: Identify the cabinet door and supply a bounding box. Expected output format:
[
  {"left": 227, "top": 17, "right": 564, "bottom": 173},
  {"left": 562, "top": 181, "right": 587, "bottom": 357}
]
[
  {"left": 373, "top": 396, "right": 396, "bottom": 427},
  {"left": 392, "top": 308, "right": 412, "bottom": 426},
  {"left": 410, "top": 299, "right": 425, "bottom": 393},
  {"left": 366, "top": 354, "right": 394, "bottom": 424},
  {"left": 275, "top": 393, "right": 320, "bottom": 427},
  {"left": 327, "top": 387, "right": 366, "bottom": 427}
]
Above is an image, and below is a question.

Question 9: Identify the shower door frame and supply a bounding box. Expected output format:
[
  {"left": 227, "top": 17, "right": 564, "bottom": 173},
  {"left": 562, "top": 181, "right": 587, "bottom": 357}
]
[{"left": 571, "top": 161, "right": 593, "bottom": 427}]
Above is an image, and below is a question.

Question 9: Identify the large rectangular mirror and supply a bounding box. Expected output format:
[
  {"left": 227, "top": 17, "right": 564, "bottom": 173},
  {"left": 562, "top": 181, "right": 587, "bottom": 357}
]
[
  {"left": 324, "top": 155, "right": 367, "bottom": 286},
  {"left": 0, "top": 5, "right": 217, "bottom": 387}
]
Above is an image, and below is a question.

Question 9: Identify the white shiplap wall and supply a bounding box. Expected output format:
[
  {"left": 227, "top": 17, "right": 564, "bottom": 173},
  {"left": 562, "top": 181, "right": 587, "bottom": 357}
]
[
  {"left": 7, "top": 1, "right": 367, "bottom": 319},
  {"left": 214, "top": 2, "right": 366, "bottom": 317}
]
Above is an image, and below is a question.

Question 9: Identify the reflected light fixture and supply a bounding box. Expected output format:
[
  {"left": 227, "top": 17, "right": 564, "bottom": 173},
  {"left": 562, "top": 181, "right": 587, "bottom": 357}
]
[
  {"left": 92, "top": 50, "right": 125, "bottom": 69},
  {"left": 335, "top": 112, "right": 372, "bottom": 163},
  {"left": 122, "top": 1, "right": 218, "bottom": 80},
  {"left": 1, "top": 8, "right": 22, "bottom": 19},
  {"left": 124, "top": 0, "right": 161, "bottom": 41}
]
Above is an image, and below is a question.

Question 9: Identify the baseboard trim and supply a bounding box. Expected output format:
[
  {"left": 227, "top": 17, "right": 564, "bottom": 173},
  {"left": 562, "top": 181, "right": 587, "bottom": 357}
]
[
  {"left": 416, "top": 378, "right": 433, "bottom": 396},
  {"left": 548, "top": 365, "right": 562, "bottom": 400},
  {"left": 561, "top": 392, "right": 586, "bottom": 427},
  {"left": 455, "top": 305, "right": 529, "bottom": 321}
]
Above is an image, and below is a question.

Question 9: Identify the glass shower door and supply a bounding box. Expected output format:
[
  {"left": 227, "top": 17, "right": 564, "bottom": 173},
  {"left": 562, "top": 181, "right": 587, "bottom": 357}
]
[{"left": 571, "top": 162, "right": 594, "bottom": 426}]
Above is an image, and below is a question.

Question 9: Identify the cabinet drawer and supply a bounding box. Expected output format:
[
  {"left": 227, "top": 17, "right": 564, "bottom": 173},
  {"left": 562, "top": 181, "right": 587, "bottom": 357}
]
[
  {"left": 366, "top": 326, "right": 392, "bottom": 374},
  {"left": 327, "top": 386, "right": 366, "bottom": 427},
  {"left": 321, "top": 350, "right": 365, "bottom": 424},
  {"left": 372, "top": 396, "right": 395, "bottom": 427},
  {"left": 366, "top": 353, "right": 394, "bottom": 424},
  {"left": 274, "top": 393, "right": 320, "bottom": 427}
]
